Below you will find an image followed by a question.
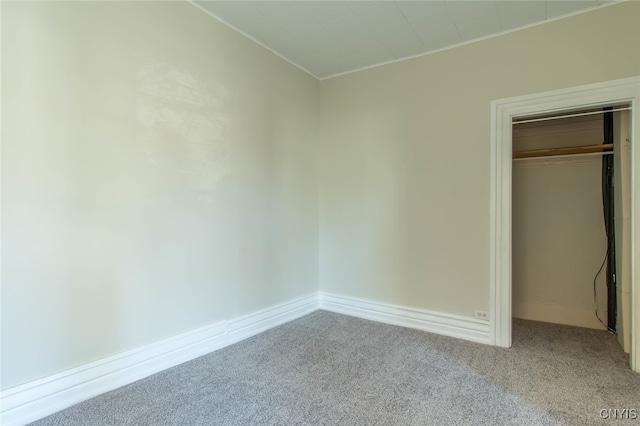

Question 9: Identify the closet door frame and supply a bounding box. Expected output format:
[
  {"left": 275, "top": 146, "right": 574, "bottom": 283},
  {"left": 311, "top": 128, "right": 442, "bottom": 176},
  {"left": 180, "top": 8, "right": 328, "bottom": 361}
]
[{"left": 489, "top": 76, "right": 640, "bottom": 372}]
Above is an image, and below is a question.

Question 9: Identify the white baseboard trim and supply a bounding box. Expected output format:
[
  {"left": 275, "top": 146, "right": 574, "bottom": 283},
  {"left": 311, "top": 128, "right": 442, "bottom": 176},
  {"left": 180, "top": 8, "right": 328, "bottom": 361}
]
[
  {"left": 2, "top": 291, "right": 490, "bottom": 425},
  {"left": 319, "top": 293, "right": 490, "bottom": 344},
  {"left": 0, "top": 293, "right": 319, "bottom": 426},
  {"left": 227, "top": 294, "right": 319, "bottom": 344}
]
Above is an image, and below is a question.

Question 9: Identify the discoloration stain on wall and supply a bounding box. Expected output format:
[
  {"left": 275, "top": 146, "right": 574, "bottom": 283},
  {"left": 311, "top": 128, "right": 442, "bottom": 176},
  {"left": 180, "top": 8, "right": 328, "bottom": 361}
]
[{"left": 136, "top": 60, "right": 230, "bottom": 205}]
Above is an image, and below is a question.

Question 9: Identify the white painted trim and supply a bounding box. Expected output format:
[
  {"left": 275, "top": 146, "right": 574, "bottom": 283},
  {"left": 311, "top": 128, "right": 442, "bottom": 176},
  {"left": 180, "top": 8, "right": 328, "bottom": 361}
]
[
  {"left": 489, "top": 76, "right": 640, "bottom": 373},
  {"left": 319, "top": 293, "right": 489, "bottom": 344},
  {"left": 320, "top": 2, "right": 623, "bottom": 81},
  {"left": 0, "top": 293, "right": 320, "bottom": 426},
  {"left": 188, "top": 1, "right": 320, "bottom": 80},
  {"left": 227, "top": 293, "right": 319, "bottom": 344},
  {"left": 189, "top": 0, "right": 621, "bottom": 82}
]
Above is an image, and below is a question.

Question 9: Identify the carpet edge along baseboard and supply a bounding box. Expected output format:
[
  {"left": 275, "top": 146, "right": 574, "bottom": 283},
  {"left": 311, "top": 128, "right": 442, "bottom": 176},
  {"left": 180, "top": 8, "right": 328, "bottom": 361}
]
[
  {"left": 1, "top": 292, "right": 489, "bottom": 425},
  {"left": 0, "top": 293, "right": 319, "bottom": 426}
]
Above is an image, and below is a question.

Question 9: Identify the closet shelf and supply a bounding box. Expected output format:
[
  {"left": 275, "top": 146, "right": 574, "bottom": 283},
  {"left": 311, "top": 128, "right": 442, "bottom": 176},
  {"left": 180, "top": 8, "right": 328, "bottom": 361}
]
[{"left": 513, "top": 143, "right": 614, "bottom": 159}]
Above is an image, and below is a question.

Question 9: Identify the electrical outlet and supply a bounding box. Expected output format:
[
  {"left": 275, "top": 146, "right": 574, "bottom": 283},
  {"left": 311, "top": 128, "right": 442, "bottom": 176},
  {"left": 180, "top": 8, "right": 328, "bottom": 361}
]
[{"left": 474, "top": 310, "right": 489, "bottom": 320}]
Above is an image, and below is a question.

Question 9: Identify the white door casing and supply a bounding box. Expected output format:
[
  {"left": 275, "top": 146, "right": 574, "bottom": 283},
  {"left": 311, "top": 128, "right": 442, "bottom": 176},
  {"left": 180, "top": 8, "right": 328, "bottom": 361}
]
[{"left": 489, "top": 76, "right": 640, "bottom": 372}]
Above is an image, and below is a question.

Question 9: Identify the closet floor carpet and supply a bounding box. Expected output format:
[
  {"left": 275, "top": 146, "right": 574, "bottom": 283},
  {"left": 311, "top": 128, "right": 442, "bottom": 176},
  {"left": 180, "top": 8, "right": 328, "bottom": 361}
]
[{"left": 31, "top": 311, "right": 639, "bottom": 426}]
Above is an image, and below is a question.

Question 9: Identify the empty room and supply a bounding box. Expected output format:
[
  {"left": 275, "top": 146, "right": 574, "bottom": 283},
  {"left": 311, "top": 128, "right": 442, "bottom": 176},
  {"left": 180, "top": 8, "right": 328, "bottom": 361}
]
[{"left": 2, "top": 0, "right": 639, "bottom": 424}]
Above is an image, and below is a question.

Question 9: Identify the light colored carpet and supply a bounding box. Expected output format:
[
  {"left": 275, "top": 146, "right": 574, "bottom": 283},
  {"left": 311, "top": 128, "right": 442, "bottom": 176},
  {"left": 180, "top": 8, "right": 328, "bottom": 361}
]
[{"left": 31, "top": 311, "right": 639, "bottom": 425}]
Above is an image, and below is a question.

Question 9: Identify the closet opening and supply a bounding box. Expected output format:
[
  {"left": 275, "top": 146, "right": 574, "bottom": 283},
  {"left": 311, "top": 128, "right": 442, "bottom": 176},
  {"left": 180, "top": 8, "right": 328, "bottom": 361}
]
[
  {"left": 511, "top": 104, "right": 632, "bottom": 353},
  {"left": 489, "top": 77, "right": 640, "bottom": 371}
]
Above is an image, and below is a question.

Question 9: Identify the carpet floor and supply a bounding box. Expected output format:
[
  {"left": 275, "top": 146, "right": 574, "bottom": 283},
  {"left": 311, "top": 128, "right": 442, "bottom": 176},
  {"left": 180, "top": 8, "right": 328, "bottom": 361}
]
[{"left": 31, "top": 311, "right": 639, "bottom": 425}]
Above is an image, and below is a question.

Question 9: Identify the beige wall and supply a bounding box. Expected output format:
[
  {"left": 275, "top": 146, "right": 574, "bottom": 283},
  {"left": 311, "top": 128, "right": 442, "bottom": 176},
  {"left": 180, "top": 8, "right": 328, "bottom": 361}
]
[
  {"left": 319, "top": 2, "right": 640, "bottom": 317},
  {"left": 3, "top": 0, "right": 640, "bottom": 393},
  {"left": 1, "top": 1, "right": 319, "bottom": 389},
  {"left": 512, "top": 115, "right": 607, "bottom": 330}
]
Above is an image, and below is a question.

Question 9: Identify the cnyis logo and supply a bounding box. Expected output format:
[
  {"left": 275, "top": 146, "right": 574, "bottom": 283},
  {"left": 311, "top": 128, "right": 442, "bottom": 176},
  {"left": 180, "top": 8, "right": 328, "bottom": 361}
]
[{"left": 599, "top": 408, "right": 638, "bottom": 420}]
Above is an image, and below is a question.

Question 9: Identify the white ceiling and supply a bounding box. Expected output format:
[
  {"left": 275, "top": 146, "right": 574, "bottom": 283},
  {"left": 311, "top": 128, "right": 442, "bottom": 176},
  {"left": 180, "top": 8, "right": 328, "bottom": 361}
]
[{"left": 193, "top": 1, "right": 616, "bottom": 79}]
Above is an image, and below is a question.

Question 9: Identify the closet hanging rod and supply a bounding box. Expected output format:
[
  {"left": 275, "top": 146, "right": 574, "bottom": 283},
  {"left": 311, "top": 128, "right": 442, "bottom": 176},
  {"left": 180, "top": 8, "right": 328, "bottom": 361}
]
[
  {"left": 513, "top": 143, "right": 613, "bottom": 159},
  {"left": 512, "top": 107, "right": 631, "bottom": 125},
  {"left": 513, "top": 151, "right": 613, "bottom": 162}
]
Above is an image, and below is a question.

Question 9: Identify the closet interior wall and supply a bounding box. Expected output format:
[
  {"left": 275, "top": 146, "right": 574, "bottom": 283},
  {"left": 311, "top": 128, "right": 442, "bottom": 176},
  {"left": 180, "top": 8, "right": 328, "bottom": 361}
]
[{"left": 512, "top": 113, "right": 608, "bottom": 330}]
